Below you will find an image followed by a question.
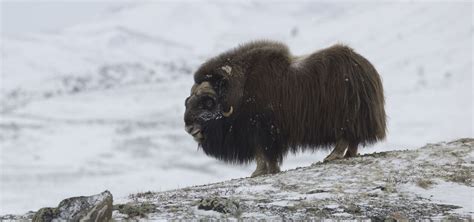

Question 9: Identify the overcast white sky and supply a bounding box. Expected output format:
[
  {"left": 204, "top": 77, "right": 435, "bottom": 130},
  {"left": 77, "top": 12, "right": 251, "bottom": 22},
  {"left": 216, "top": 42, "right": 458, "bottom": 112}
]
[{"left": 0, "top": 1, "right": 127, "bottom": 36}]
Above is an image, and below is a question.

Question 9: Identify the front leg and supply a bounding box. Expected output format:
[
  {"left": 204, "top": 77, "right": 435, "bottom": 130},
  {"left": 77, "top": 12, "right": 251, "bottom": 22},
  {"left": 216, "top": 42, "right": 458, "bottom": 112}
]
[
  {"left": 344, "top": 142, "right": 359, "bottom": 158},
  {"left": 251, "top": 148, "right": 268, "bottom": 177},
  {"left": 251, "top": 147, "right": 281, "bottom": 177}
]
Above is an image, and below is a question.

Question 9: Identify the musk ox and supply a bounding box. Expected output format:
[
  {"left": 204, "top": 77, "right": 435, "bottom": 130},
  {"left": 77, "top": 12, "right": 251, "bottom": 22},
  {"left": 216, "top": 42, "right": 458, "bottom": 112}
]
[{"left": 184, "top": 40, "right": 386, "bottom": 177}]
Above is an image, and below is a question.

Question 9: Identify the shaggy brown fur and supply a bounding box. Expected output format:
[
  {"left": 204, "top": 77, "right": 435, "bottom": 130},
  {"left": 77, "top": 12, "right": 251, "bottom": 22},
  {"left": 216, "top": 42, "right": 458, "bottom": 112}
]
[{"left": 184, "top": 40, "right": 386, "bottom": 177}]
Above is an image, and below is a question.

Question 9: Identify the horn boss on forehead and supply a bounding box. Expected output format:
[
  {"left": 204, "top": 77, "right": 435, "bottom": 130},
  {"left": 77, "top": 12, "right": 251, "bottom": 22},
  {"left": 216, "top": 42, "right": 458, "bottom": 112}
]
[
  {"left": 184, "top": 40, "right": 386, "bottom": 178},
  {"left": 191, "top": 81, "right": 216, "bottom": 96}
]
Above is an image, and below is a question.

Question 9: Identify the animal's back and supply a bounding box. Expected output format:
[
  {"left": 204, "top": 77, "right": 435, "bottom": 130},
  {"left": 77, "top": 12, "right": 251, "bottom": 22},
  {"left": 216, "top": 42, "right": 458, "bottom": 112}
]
[{"left": 277, "top": 44, "right": 386, "bottom": 149}]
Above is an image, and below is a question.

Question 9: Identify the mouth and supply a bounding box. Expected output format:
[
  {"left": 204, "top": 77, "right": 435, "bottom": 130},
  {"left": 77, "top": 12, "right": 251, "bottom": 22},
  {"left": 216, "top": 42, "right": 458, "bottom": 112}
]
[
  {"left": 190, "top": 128, "right": 201, "bottom": 136},
  {"left": 188, "top": 128, "right": 204, "bottom": 142},
  {"left": 185, "top": 124, "right": 205, "bottom": 142},
  {"left": 193, "top": 133, "right": 204, "bottom": 142}
]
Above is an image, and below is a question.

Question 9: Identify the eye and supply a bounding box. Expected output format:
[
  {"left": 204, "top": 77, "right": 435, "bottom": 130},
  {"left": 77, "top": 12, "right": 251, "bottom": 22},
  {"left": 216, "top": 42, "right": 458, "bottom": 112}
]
[
  {"left": 201, "top": 97, "right": 215, "bottom": 109},
  {"left": 205, "top": 99, "right": 214, "bottom": 108}
]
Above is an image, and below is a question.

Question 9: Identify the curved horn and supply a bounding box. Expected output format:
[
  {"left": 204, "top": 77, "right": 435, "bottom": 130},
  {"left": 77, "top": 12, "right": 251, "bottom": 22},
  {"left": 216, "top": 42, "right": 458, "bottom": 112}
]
[{"left": 222, "top": 106, "right": 233, "bottom": 117}]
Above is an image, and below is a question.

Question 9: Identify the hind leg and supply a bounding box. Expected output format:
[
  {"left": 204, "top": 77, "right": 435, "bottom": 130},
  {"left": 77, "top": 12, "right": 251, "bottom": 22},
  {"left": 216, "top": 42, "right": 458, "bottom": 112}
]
[
  {"left": 251, "top": 147, "right": 280, "bottom": 177},
  {"left": 344, "top": 142, "right": 359, "bottom": 158},
  {"left": 324, "top": 139, "right": 348, "bottom": 162}
]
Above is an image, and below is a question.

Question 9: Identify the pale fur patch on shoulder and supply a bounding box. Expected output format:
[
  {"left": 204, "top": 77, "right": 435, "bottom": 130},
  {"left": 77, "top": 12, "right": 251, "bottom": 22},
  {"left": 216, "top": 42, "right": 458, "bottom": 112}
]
[
  {"left": 221, "top": 65, "right": 232, "bottom": 75},
  {"left": 290, "top": 55, "right": 308, "bottom": 69}
]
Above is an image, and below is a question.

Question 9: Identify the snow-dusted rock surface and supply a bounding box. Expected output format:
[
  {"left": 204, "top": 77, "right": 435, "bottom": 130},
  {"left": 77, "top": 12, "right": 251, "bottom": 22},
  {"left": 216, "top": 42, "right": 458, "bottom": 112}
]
[
  {"left": 109, "top": 138, "right": 472, "bottom": 220},
  {"left": 32, "top": 190, "right": 113, "bottom": 222},
  {"left": 1, "top": 139, "right": 472, "bottom": 220},
  {"left": 1, "top": 191, "right": 113, "bottom": 222}
]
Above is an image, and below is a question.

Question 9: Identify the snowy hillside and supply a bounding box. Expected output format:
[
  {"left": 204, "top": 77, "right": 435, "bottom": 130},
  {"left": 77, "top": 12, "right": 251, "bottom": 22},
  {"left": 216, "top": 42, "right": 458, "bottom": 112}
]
[
  {"left": 0, "top": 1, "right": 472, "bottom": 214},
  {"left": 3, "top": 139, "right": 473, "bottom": 220},
  {"left": 112, "top": 139, "right": 474, "bottom": 220}
]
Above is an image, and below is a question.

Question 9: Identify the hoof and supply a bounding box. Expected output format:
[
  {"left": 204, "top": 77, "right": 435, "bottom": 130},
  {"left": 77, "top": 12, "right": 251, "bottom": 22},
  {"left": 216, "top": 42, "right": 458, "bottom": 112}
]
[
  {"left": 267, "top": 168, "right": 281, "bottom": 174},
  {"left": 323, "top": 153, "right": 345, "bottom": 162},
  {"left": 267, "top": 166, "right": 281, "bottom": 174},
  {"left": 251, "top": 169, "right": 267, "bottom": 178},
  {"left": 251, "top": 168, "right": 280, "bottom": 177},
  {"left": 344, "top": 152, "right": 359, "bottom": 158}
]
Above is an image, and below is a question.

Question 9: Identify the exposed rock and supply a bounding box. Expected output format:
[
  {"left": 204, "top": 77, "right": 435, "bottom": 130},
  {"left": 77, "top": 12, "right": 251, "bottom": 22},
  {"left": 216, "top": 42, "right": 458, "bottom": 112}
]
[
  {"left": 32, "top": 190, "right": 113, "bottom": 222},
  {"left": 198, "top": 196, "right": 240, "bottom": 215},
  {"left": 113, "top": 202, "right": 158, "bottom": 219}
]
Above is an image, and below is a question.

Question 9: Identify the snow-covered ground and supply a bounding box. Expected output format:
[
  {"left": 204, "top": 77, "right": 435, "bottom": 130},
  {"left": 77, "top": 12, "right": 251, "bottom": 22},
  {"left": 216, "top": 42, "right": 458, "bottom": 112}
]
[
  {"left": 0, "top": 1, "right": 472, "bottom": 215},
  {"left": 110, "top": 139, "right": 473, "bottom": 220}
]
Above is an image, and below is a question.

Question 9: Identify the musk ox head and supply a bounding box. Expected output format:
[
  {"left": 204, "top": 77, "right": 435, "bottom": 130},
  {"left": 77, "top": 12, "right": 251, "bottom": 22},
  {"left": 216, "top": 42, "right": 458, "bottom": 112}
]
[
  {"left": 184, "top": 63, "right": 244, "bottom": 144},
  {"left": 184, "top": 81, "right": 233, "bottom": 142}
]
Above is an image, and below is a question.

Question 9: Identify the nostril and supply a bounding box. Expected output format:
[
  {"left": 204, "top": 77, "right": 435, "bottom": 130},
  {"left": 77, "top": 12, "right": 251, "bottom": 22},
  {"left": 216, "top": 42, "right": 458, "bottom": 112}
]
[{"left": 185, "top": 125, "right": 194, "bottom": 134}]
